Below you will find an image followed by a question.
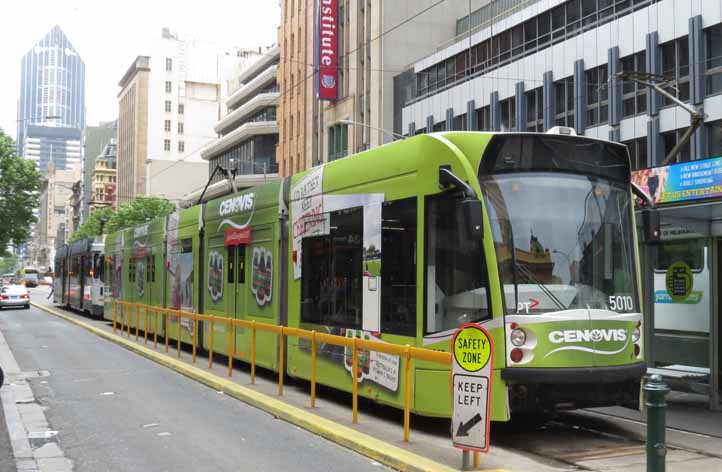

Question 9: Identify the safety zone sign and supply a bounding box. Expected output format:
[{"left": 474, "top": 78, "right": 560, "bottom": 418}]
[{"left": 450, "top": 323, "right": 494, "bottom": 452}]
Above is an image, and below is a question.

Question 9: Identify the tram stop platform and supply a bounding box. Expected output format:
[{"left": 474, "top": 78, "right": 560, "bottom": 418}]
[{"left": 25, "top": 290, "right": 722, "bottom": 472}]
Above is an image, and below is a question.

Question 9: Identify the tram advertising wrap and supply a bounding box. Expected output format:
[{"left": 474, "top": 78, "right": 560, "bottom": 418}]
[{"left": 51, "top": 131, "right": 647, "bottom": 422}]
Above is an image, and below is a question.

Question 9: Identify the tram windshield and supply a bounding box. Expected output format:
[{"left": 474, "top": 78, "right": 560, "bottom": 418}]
[{"left": 479, "top": 135, "right": 639, "bottom": 315}]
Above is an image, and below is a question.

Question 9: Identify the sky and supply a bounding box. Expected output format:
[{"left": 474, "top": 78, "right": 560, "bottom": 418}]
[{"left": 0, "top": 0, "right": 280, "bottom": 141}]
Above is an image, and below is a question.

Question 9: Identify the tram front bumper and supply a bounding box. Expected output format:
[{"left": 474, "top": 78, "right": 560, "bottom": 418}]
[{"left": 501, "top": 362, "right": 647, "bottom": 412}]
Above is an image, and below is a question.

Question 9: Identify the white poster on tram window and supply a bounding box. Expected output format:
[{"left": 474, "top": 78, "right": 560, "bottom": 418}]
[{"left": 291, "top": 166, "right": 325, "bottom": 280}]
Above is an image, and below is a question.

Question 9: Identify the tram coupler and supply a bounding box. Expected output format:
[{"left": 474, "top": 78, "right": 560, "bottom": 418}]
[{"left": 644, "top": 374, "right": 670, "bottom": 472}]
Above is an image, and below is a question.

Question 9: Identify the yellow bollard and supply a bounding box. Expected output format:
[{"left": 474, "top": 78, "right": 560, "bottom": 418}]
[
  {"left": 227, "top": 319, "right": 234, "bottom": 377},
  {"left": 250, "top": 321, "right": 256, "bottom": 385},
  {"left": 113, "top": 302, "right": 118, "bottom": 333},
  {"left": 311, "top": 330, "right": 317, "bottom": 408},
  {"left": 127, "top": 304, "right": 131, "bottom": 337},
  {"left": 144, "top": 306, "right": 149, "bottom": 344},
  {"left": 404, "top": 345, "right": 412, "bottom": 442},
  {"left": 352, "top": 338, "right": 358, "bottom": 424},
  {"left": 474, "top": 451, "right": 479, "bottom": 468},
  {"left": 209, "top": 316, "right": 215, "bottom": 369},
  {"left": 278, "top": 330, "right": 285, "bottom": 396}
]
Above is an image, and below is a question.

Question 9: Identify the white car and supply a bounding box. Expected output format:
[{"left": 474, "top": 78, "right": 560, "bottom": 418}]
[{"left": 0, "top": 285, "right": 30, "bottom": 310}]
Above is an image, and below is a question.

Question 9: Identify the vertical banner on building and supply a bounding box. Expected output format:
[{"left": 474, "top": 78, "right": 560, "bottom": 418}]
[{"left": 317, "top": 0, "right": 338, "bottom": 101}]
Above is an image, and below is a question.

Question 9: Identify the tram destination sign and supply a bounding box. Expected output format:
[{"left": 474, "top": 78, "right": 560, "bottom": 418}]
[{"left": 450, "top": 323, "right": 494, "bottom": 453}]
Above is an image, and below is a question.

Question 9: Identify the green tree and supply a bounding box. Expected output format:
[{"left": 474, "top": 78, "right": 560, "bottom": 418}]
[
  {"left": 68, "top": 207, "right": 114, "bottom": 242},
  {"left": 0, "top": 254, "right": 18, "bottom": 274},
  {"left": 0, "top": 129, "right": 40, "bottom": 256},
  {"left": 105, "top": 196, "right": 176, "bottom": 234}
]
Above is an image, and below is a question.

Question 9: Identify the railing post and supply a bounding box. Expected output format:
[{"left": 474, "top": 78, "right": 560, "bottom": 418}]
[
  {"left": 228, "top": 319, "right": 234, "bottom": 377},
  {"left": 251, "top": 321, "right": 256, "bottom": 385},
  {"left": 209, "top": 316, "right": 215, "bottom": 369},
  {"left": 164, "top": 309, "right": 169, "bottom": 353},
  {"left": 645, "top": 374, "right": 670, "bottom": 472},
  {"left": 352, "top": 337, "right": 358, "bottom": 424},
  {"left": 135, "top": 303, "right": 140, "bottom": 341},
  {"left": 127, "top": 304, "right": 131, "bottom": 337},
  {"left": 153, "top": 307, "right": 158, "bottom": 348},
  {"left": 113, "top": 301, "right": 118, "bottom": 333},
  {"left": 404, "top": 344, "right": 412, "bottom": 442},
  {"left": 192, "top": 313, "right": 197, "bottom": 364},
  {"left": 278, "top": 329, "right": 285, "bottom": 396},
  {"left": 144, "top": 305, "right": 149, "bottom": 344},
  {"left": 177, "top": 310, "right": 182, "bottom": 357},
  {"left": 311, "top": 330, "right": 317, "bottom": 408}
]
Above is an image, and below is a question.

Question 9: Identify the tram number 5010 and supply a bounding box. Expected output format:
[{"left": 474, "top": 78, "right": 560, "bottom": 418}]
[{"left": 608, "top": 295, "right": 634, "bottom": 312}]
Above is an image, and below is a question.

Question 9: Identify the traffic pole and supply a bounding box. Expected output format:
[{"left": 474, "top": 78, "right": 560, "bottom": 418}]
[{"left": 645, "top": 374, "right": 670, "bottom": 472}]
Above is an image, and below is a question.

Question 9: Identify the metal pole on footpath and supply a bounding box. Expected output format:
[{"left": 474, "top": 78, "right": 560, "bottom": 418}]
[{"left": 645, "top": 374, "right": 670, "bottom": 472}]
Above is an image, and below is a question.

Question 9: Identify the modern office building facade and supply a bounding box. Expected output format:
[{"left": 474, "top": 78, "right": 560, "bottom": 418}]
[
  {"left": 276, "top": 0, "right": 469, "bottom": 176},
  {"left": 17, "top": 25, "right": 85, "bottom": 173},
  {"left": 201, "top": 46, "right": 280, "bottom": 184},
  {"left": 117, "top": 29, "right": 246, "bottom": 205},
  {"left": 398, "top": 0, "right": 721, "bottom": 409}
]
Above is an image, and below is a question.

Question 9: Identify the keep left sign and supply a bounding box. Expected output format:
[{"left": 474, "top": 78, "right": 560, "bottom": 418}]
[{"left": 451, "top": 323, "right": 494, "bottom": 453}]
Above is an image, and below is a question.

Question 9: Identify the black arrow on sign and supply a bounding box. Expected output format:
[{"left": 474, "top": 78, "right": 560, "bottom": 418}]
[{"left": 456, "top": 413, "right": 483, "bottom": 437}]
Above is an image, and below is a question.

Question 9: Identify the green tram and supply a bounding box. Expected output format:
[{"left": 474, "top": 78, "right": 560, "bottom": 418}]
[{"left": 104, "top": 131, "right": 648, "bottom": 421}]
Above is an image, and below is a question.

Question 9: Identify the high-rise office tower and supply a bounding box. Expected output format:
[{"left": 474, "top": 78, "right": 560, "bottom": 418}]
[{"left": 17, "top": 25, "right": 85, "bottom": 175}]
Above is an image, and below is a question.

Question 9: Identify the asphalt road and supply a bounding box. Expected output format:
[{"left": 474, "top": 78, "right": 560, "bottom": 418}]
[{"left": 0, "top": 304, "right": 388, "bottom": 472}]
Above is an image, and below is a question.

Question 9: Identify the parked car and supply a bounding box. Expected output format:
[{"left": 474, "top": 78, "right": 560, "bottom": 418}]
[{"left": 0, "top": 285, "right": 30, "bottom": 310}]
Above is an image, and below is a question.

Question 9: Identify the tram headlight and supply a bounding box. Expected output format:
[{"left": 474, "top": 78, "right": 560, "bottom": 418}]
[
  {"left": 510, "top": 328, "right": 526, "bottom": 347},
  {"left": 632, "top": 327, "right": 641, "bottom": 343}
]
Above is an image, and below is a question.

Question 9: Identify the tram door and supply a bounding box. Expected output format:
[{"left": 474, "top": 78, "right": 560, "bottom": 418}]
[{"left": 225, "top": 245, "right": 247, "bottom": 355}]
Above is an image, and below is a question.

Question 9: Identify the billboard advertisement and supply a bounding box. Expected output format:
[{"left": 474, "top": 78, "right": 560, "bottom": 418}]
[
  {"left": 631, "top": 156, "right": 722, "bottom": 204},
  {"left": 317, "top": 0, "right": 338, "bottom": 101}
]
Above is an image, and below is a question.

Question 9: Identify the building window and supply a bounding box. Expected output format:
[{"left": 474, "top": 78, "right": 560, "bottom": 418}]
[
  {"left": 706, "top": 120, "right": 722, "bottom": 158},
  {"left": 662, "top": 129, "right": 691, "bottom": 164},
  {"left": 621, "top": 51, "right": 647, "bottom": 117},
  {"left": 660, "top": 36, "right": 690, "bottom": 106},
  {"left": 165, "top": 81, "right": 172, "bottom": 93},
  {"left": 381, "top": 197, "right": 417, "bottom": 336},
  {"left": 500, "top": 97, "right": 516, "bottom": 131},
  {"left": 301, "top": 207, "right": 363, "bottom": 329},
  {"left": 177, "top": 122, "right": 184, "bottom": 134},
  {"left": 554, "top": 77, "right": 574, "bottom": 127},
  {"left": 328, "top": 123, "right": 348, "bottom": 161},
  {"left": 164, "top": 139, "right": 171, "bottom": 152},
  {"left": 165, "top": 58, "right": 172, "bottom": 71},
  {"left": 622, "top": 137, "right": 647, "bottom": 170},
  {"left": 586, "top": 65, "right": 609, "bottom": 126},
  {"left": 432, "top": 121, "right": 446, "bottom": 132},
  {"left": 178, "top": 141, "right": 185, "bottom": 153},
  {"left": 165, "top": 100, "right": 172, "bottom": 113},
  {"left": 525, "top": 87, "right": 543, "bottom": 131},
  {"left": 706, "top": 25, "right": 722, "bottom": 95},
  {"left": 413, "top": 0, "right": 659, "bottom": 102},
  {"left": 476, "top": 106, "right": 491, "bottom": 131},
  {"left": 452, "top": 113, "right": 467, "bottom": 131},
  {"left": 178, "top": 103, "right": 184, "bottom": 115},
  {"left": 164, "top": 120, "right": 171, "bottom": 132}
]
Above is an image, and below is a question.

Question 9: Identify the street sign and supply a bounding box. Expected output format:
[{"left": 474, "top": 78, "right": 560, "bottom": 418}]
[{"left": 451, "top": 323, "right": 494, "bottom": 453}]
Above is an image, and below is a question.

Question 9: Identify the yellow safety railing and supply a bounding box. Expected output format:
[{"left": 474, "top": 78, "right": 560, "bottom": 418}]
[{"left": 113, "top": 300, "right": 451, "bottom": 442}]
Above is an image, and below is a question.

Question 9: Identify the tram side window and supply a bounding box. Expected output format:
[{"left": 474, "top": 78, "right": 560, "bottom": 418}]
[
  {"left": 425, "top": 193, "right": 491, "bottom": 334},
  {"left": 301, "top": 207, "right": 363, "bottom": 329},
  {"left": 150, "top": 255, "right": 156, "bottom": 282},
  {"left": 380, "top": 198, "right": 417, "bottom": 336},
  {"left": 94, "top": 254, "right": 104, "bottom": 280},
  {"left": 129, "top": 258, "right": 136, "bottom": 282},
  {"left": 228, "top": 246, "right": 235, "bottom": 283}
]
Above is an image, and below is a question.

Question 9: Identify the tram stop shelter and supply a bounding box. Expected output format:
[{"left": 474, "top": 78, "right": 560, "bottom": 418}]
[{"left": 634, "top": 157, "right": 722, "bottom": 411}]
